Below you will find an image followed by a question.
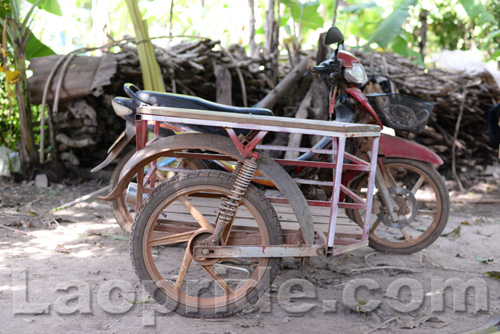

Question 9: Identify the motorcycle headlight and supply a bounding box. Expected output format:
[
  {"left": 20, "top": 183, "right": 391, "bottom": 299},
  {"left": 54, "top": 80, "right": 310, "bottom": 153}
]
[{"left": 344, "top": 62, "right": 367, "bottom": 85}]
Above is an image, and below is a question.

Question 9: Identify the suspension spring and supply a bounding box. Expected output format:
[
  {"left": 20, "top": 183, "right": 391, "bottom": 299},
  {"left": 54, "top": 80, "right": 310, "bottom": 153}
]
[{"left": 212, "top": 157, "right": 258, "bottom": 241}]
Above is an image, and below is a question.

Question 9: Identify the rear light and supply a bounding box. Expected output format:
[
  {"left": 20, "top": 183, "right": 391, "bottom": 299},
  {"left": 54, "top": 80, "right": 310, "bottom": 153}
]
[{"left": 112, "top": 100, "right": 133, "bottom": 116}]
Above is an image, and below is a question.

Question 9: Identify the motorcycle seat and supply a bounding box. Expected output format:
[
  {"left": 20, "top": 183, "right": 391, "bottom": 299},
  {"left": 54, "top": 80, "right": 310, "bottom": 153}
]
[{"left": 136, "top": 90, "right": 273, "bottom": 116}]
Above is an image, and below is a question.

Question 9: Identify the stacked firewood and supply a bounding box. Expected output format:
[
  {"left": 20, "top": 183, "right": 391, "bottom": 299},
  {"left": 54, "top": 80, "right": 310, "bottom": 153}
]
[
  {"left": 353, "top": 51, "right": 500, "bottom": 180},
  {"left": 114, "top": 39, "right": 279, "bottom": 108},
  {"left": 34, "top": 39, "right": 285, "bottom": 167}
]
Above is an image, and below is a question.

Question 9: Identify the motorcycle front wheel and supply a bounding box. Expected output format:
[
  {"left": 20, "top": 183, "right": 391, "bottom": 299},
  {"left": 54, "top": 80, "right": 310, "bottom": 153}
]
[{"left": 349, "top": 158, "right": 450, "bottom": 254}]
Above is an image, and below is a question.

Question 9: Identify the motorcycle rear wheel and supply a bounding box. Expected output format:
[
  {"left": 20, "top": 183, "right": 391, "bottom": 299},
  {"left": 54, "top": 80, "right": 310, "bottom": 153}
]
[
  {"left": 110, "top": 150, "right": 207, "bottom": 233},
  {"left": 349, "top": 158, "right": 450, "bottom": 254}
]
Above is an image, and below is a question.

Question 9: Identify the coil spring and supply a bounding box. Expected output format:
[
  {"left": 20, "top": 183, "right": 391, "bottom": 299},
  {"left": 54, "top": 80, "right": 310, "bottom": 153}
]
[{"left": 217, "top": 158, "right": 258, "bottom": 227}]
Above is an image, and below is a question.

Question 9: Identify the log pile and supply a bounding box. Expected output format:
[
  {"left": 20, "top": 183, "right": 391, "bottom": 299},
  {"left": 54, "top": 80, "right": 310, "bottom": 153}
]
[{"left": 354, "top": 51, "right": 500, "bottom": 181}]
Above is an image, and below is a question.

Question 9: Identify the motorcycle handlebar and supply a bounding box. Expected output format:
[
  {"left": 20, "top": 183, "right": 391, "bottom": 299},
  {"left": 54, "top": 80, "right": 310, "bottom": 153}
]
[{"left": 311, "top": 63, "right": 331, "bottom": 74}]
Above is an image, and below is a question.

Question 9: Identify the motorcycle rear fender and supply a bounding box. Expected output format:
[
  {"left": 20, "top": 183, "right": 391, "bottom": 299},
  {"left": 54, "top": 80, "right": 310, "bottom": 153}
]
[
  {"left": 379, "top": 133, "right": 443, "bottom": 165},
  {"left": 99, "top": 133, "right": 315, "bottom": 245},
  {"left": 90, "top": 122, "right": 136, "bottom": 173}
]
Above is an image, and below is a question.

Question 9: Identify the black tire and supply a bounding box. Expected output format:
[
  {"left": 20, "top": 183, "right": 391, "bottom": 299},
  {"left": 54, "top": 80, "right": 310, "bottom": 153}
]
[
  {"left": 350, "top": 158, "right": 450, "bottom": 254},
  {"left": 130, "top": 170, "right": 283, "bottom": 317},
  {"left": 109, "top": 150, "right": 208, "bottom": 233}
]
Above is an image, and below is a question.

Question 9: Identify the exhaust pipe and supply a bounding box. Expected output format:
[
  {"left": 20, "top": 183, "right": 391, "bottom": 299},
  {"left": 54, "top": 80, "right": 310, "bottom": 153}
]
[{"left": 125, "top": 183, "right": 148, "bottom": 205}]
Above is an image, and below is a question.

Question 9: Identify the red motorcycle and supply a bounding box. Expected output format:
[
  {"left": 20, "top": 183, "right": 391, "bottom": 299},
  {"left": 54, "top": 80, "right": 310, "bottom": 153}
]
[
  {"left": 94, "top": 26, "right": 449, "bottom": 254},
  {"left": 312, "top": 27, "right": 450, "bottom": 253}
]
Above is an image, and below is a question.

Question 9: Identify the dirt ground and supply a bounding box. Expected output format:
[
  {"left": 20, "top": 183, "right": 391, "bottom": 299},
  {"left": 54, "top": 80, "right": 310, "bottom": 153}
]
[{"left": 1, "top": 166, "right": 500, "bottom": 334}]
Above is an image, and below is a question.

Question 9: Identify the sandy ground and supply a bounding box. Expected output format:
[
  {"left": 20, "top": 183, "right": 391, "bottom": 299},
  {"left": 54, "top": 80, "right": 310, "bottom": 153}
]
[{"left": 1, "top": 172, "right": 500, "bottom": 334}]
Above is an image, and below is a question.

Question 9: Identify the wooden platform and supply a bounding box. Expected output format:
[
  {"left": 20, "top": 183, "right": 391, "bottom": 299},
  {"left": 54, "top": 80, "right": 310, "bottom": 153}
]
[{"left": 163, "top": 196, "right": 363, "bottom": 241}]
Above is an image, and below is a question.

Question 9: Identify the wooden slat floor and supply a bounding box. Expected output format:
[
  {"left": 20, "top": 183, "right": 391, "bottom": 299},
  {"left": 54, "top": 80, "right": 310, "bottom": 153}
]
[{"left": 163, "top": 196, "right": 363, "bottom": 239}]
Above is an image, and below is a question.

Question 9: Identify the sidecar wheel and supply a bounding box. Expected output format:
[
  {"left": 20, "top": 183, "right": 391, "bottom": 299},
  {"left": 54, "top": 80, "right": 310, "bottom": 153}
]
[{"left": 130, "top": 170, "right": 282, "bottom": 317}]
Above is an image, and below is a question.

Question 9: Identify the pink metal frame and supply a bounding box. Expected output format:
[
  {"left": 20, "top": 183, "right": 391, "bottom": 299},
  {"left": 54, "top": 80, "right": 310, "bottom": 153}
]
[{"left": 134, "top": 111, "right": 380, "bottom": 255}]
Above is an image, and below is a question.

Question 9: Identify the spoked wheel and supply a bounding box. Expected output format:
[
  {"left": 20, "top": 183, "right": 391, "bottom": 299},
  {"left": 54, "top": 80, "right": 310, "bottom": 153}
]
[
  {"left": 110, "top": 150, "right": 208, "bottom": 233},
  {"left": 130, "top": 170, "right": 282, "bottom": 317},
  {"left": 349, "top": 158, "right": 450, "bottom": 254}
]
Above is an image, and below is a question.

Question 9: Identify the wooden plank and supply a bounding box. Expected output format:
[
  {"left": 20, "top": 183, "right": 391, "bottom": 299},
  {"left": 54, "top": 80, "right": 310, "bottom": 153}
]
[
  {"left": 166, "top": 201, "right": 354, "bottom": 226},
  {"left": 160, "top": 213, "right": 362, "bottom": 237},
  {"left": 166, "top": 200, "right": 334, "bottom": 217},
  {"left": 161, "top": 196, "right": 363, "bottom": 237},
  {"left": 139, "top": 106, "right": 380, "bottom": 134}
]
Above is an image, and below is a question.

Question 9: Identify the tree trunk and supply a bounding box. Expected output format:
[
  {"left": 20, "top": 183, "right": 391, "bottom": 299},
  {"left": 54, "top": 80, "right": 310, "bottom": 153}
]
[
  {"left": 264, "top": 0, "right": 275, "bottom": 56},
  {"left": 248, "top": 0, "right": 257, "bottom": 57},
  {"left": 316, "top": 33, "right": 327, "bottom": 64},
  {"left": 419, "top": 9, "right": 429, "bottom": 63},
  {"left": 14, "top": 55, "right": 37, "bottom": 171},
  {"left": 264, "top": 0, "right": 279, "bottom": 84},
  {"left": 332, "top": 0, "right": 340, "bottom": 26}
]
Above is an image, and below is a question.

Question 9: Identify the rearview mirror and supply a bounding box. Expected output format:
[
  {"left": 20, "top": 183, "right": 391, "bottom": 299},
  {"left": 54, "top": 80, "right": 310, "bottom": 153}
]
[{"left": 325, "top": 27, "right": 344, "bottom": 45}]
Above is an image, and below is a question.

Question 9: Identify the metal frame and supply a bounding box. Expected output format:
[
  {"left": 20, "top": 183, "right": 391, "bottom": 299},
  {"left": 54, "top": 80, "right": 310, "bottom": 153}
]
[{"left": 134, "top": 106, "right": 380, "bottom": 256}]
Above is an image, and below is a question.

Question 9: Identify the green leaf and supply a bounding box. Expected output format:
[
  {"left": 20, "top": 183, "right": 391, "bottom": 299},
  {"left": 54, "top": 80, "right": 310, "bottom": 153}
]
[
  {"left": 0, "top": 2, "right": 11, "bottom": 18},
  {"left": 488, "top": 50, "right": 500, "bottom": 62},
  {"left": 25, "top": 32, "right": 55, "bottom": 60},
  {"left": 318, "top": 0, "right": 334, "bottom": 14},
  {"left": 474, "top": 256, "right": 494, "bottom": 264},
  {"left": 390, "top": 37, "right": 422, "bottom": 64},
  {"left": 26, "top": 0, "right": 62, "bottom": 16},
  {"left": 368, "top": 0, "right": 417, "bottom": 48},
  {"left": 459, "top": 0, "right": 495, "bottom": 25},
  {"left": 284, "top": 0, "right": 324, "bottom": 31},
  {"left": 486, "top": 30, "right": 500, "bottom": 46},
  {"left": 279, "top": 10, "right": 292, "bottom": 28},
  {"left": 459, "top": 0, "right": 483, "bottom": 19},
  {"left": 341, "top": 2, "right": 377, "bottom": 13},
  {"left": 440, "top": 225, "right": 461, "bottom": 239},
  {"left": 485, "top": 271, "right": 500, "bottom": 279}
]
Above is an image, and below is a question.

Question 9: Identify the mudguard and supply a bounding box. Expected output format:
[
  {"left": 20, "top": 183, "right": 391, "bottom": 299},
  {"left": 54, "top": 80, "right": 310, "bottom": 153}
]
[
  {"left": 99, "top": 133, "right": 315, "bottom": 245},
  {"left": 379, "top": 133, "right": 443, "bottom": 165},
  {"left": 346, "top": 87, "right": 384, "bottom": 127},
  {"left": 91, "top": 122, "right": 136, "bottom": 173}
]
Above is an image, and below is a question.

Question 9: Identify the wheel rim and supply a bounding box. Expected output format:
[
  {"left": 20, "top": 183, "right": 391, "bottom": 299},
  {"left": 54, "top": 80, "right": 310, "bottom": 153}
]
[
  {"left": 352, "top": 161, "right": 444, "bottom": 250},
  {"left": 139, "top": 184, "right": 273, "bottom": 310}
]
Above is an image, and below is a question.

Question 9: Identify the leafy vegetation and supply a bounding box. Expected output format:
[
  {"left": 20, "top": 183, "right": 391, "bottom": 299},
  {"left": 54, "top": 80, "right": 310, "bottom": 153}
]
[{"left": 0, "top": 0, "right": 62, "bottom": 168}]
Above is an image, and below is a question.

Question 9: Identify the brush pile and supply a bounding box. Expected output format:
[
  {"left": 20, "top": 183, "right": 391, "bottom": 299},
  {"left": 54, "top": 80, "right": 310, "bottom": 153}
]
[{"left": 28, "top": 38, "right": 499, "bottom": 181}]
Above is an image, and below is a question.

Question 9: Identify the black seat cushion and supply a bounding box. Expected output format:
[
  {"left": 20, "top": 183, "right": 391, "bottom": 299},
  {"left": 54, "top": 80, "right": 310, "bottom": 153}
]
[{"left": 136, "top": 90, "right": 273, "bottom": 116}]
